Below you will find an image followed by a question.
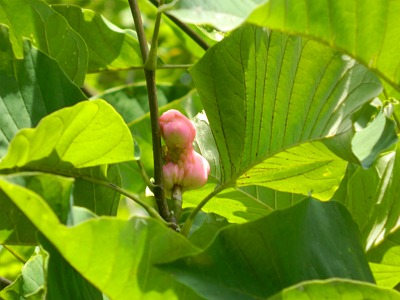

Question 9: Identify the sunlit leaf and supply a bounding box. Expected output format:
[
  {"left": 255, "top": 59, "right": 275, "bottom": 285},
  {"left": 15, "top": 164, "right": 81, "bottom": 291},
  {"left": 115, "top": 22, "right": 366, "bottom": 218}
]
[
  {"left": 248, "top": 0, "right": 400, "bottom": 90},
  {"left": 191, "top": 25, "right": 381, "bottom": 199},
  {"left": 0, "top": 99, "right": 135, "bottom": 171}
]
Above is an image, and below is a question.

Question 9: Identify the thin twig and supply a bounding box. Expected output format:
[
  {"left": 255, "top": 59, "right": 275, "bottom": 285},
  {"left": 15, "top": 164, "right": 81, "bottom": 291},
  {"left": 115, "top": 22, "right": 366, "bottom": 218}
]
[
  {"left": 128, "top": 0, "right": 149, "bottom": 61},
  {"left": 128, "top": 0, "right": 171, "bottom": 222},
  {"left": 148, "top": 0, "right": 210, "bottom": 51}
]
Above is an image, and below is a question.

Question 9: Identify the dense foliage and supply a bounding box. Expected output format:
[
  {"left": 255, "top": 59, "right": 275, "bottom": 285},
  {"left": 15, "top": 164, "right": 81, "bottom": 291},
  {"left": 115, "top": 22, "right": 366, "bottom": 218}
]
[{"left": 1, "top": 0, "right": 400, "bottom": 299}]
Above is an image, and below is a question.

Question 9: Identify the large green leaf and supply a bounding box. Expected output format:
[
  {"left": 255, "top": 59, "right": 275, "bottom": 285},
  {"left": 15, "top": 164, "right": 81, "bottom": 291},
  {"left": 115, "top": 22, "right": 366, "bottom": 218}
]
[
  {"left": 170, "top": 1, "right": 400, "bottom": 91},
  {"left": 190, "top": 25, "right": 381, "bottom": 199},
  {"left": 51, "top": 5, "right": 143, "bottom": 73},
  {"left": 159, "top": 199, "right": 374, "bottom": 299},
  {"left": 367, "top": 228, "right": 400, "bottom": 289},
  {"left": 0, "top": 0, "right": 88, "bottom": 84},
  {"left": 247, "top": 0, "right": 400, "bottom": 90},
  {"left": 0, "top": 99, "right": 134, "bottom": 171},
  {"left": 0, "top": 25, "right": 87, "bottom": 158},
  {"left": 334, "top": 150, "right": 400, "bottom": 250},
  {"left": 268, "top": 279, "right": 400, "bottom": 300},
  {"left": 0, "top": 178, "right": 201, "bottom": 299}
]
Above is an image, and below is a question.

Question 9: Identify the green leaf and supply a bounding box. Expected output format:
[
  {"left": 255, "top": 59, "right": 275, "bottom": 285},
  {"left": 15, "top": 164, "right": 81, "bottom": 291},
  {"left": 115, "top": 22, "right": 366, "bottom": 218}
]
[
  {"left": 247, "top": 0, "right": 400, "bottom": 90},
  {"left": 73, "top": 165, "right": 121, "bottom": 216},
  {"left": 191, "top": 25, "right": 381, "bottom": 199},
  {"left": 0, "top": 179, "right": 201, "bottom": 299},
  {"left": 334, "top": 150, "right": 400, "bottom": 250},
  {"left": 41, "top": 207, "right": 102, "bottom": 300},
  {"left": 351, "top": 110, "right": 397, "bottom": 168},
  {"left": 0, "top": 173, "right": 73, "bottom": 244},
  {"left": 167, "top": 0, "right": 264, "bottom": 31},
  {"left": 0, "top": 253, "right": 45, "bottom": 300},
  {"left": 159, "top": 199, "right": 374, "bottom": 299},
  {"left": 268, "top": 279, "right": 400, "bottom": 300},
  {"left": 0, "top": 0, "right": 88, "bottom": 84},
  {"left": 51, "top": 5, "right": 143, "bottom": 73},
  {"left": 0, "top": 25, "right": 87, "bottom": 158},
  {"left": 237, "top": 142, "right": 347, "bottom": 200},
  {"left": 367, "top": 228, "right": 400, "bottom": 288},
  {"left": 184, "top": 183, "right": 307, "bottom": 224},
  {"left": 325, "top": 101, "right": 398, "bottom": 169},
  {"left": 0, "top": 99, "right": 135, "bottom": 171}
]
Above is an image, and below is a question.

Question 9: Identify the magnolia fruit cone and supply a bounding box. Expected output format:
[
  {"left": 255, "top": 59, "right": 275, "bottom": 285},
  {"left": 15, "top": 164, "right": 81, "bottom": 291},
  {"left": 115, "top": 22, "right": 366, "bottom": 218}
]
[{"left": 160, "top": 109, "right": 210, "bottom": 194}]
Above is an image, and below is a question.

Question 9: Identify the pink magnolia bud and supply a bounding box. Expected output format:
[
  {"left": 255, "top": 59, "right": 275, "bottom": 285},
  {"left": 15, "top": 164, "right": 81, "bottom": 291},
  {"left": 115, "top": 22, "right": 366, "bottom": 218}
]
[
  {"left": 163, "top": 162, "right": 185, "bottom": 192},
  {"left": 159, "top": 109, "right": 196, "bottom": 151},
  {"left": 182, "top": 151, "right": 210, "bottom": 191},
  {"left": 162, "top": 151, "right": 210, "bottom": 193}
]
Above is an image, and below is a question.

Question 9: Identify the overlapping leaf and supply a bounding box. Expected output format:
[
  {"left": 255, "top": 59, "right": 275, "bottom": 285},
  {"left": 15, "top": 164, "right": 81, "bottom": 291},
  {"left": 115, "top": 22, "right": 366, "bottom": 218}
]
[
  {"left": 0, "top": 173, "right": 73, "bottom": 244},
  {"left": 0, "top": 25, "right": 87, "bottom": 158},
  {"left": 247, "top": 0, "right": 400, "bottom": 90},
  {"left": 52, "top": 5, "right": 143, "bottom": 73},
  {"left": 0, "top": 179, "right": 201, "bottom": 299},
  {"left": 0, "top": 100, "right": 134, "bottom": 171},
  {"left": 334, "top": 150, "right": 400, "bottom": 250},
  {"left": 190, "top": 25, "right": 382, "bottom": 199},
  {"left": 0, "top": 0, "right": 88, "bottom": 84},
  {"left": 170, "top": 0, "right": 400, "bottom": 91},
  {"left": 160, "top": 199, "right": 374, "bottom": 299}
]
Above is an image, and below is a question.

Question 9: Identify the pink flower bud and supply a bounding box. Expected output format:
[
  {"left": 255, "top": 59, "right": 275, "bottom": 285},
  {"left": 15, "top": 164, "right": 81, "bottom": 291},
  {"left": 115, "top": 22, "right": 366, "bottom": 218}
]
[
  {"left": 160, "top": 109, "right": 196, "bottom": 151},
  {"left": 182, "top": 151, "right": 210, "bottom": 191},
  {"left": 163, "top": 162, "right": 185, "bottom": 192}
]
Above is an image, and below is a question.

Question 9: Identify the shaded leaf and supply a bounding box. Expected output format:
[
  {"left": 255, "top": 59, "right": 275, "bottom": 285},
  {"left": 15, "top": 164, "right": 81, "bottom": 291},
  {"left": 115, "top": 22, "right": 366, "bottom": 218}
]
[
  {"left": 160, "top": 199, "right": 374, "bottom": 299},
  {"left": 0, "top": 25, "right": 87, "bottom": 158},
  {"left": 0, "top": 0, "right": 88, "bottom": 84},
  {"left": 268, "top": 279, "right": 400, "bottom": 300},
  {"left": 52, "top": 5, "right": 143, "bottom": 73},
  {"left": 191, "top": 25, "right": 381, "bottom": 199}
]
